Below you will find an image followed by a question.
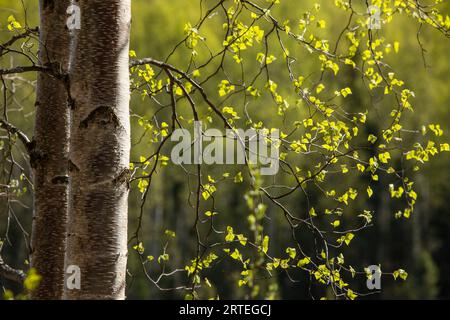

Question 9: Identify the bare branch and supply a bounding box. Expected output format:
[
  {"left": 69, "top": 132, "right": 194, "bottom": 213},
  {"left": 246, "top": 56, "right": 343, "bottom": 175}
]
[
  {"left": 0, "top": 255, "right": 26, "bottom": 284},
  {"left": 0, "top": 119, "right": 33, "bottom": 153},
  {"left": 0, "top": 26, "right": 39, "bottom": 56},
  {"left": 0, "top": 65, "right": 52, "bottom": 77}
]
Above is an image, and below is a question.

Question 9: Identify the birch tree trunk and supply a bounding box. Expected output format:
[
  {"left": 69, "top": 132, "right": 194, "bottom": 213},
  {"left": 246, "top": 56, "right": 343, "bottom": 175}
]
[
  {"left": 30, "top": 0, "right": 71, "bottom": 300},
  {"left": 64, "top": 0, "right": 131, "bottom": 299}
]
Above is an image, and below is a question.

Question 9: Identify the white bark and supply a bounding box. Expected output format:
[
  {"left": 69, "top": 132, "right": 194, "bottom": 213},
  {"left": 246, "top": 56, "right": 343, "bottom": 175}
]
[
  {"left": 64, "top": 0, "right": 131, "bottom": 299},
  {"left": 30, "top": 0, "right": 71, "bottom": 300}
]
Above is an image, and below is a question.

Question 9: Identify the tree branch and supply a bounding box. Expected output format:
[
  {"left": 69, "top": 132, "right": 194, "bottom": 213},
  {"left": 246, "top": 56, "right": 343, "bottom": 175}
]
[
  {"left": 130, "top": 58, "right": 231, "bottom": 128},
  {"left": 0, "top": 65, "right": 53, "bottom": 77},
  {"left": 0, "top": 27, "right": 39, "bottom": 57},
  {"left": 130, "top": 57, "right": 176, "bottom": 72},
  {"left": 0, "top": 119, "right": 33, "bottom": 153}
]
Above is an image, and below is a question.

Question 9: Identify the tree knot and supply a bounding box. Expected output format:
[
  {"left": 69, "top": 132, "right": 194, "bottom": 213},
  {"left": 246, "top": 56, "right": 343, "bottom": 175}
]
[{"left": 79, "top": 106, "right": 121, "bottom": 129}]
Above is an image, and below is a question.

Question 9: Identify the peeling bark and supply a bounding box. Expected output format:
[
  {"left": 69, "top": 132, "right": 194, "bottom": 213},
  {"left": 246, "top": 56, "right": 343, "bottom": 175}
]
[
  {"left": 30, "top": 0, "right": 71, "bottom": 300},
  {"left": 64, "top": 0, "right": 131, "bottom": 300}
]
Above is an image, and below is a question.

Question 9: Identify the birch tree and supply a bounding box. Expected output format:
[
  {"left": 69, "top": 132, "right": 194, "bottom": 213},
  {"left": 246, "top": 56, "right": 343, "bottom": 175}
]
[
  {"left": 30, "top": 0, "right": 71, "bottom": 300},
  {"left": 64, "top": 0, "right": 131, "bottom": 299}
]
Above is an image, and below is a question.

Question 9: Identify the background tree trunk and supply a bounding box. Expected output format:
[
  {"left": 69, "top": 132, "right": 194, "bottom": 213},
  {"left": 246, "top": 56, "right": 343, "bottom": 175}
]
[
  {"left": 64, "top": 0, "right": 131, "bottom": 299},
  {"left": 30, "top": 0, "right": 71, "bottom": 300}
]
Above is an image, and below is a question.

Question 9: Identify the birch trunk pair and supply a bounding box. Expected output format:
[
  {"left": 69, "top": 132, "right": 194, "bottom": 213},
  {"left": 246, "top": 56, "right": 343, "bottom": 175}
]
[{"left": 30, "top": 0, "right": 131, "bottom": 300}]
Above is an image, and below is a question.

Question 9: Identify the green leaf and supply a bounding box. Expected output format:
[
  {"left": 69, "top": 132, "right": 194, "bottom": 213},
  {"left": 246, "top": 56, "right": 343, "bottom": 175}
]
[
  {"left": 225, "top": 226, "right": 235, "bottom": 242},
  {"left": 286, "top": 247, "right": 296, "bottom": 259},
  {"left": 237, "top": 234, "right": 247, "bottom": 246},
  {"left": 234, "top": 172, "right": 243, "bottom": 183},
  {"left": 218, "top": 80, "right": 235, "bottom": 97},
  {"left": 367, "top": 186, "right": 373, "bottom": 198},
  {"left": 205, "top": 210, "right": 218, "bottom": 217},
  {"left": 349, "top": 265, "right": 356, "bottom": 278},
  {"left": 7, "top": 15, "right": 22, "bottom": 31},
  {"left": 164, "top": 229, "right": 176, "bottom": 238},
  {"left": 346, "top": 289, "right": 358, "bottom": 300},
  {"left": 393, "top": 269, "right": 408, "bottom": 280},
  {"left": 158, "top": 253, "right": 170, "bottom": 264},
  {"left": 3, "top": 289, "right": 14, "bottom": 300},
  {"left": 331, "top": 220, "right": 340, "bottom": 228},
  {"left": 133, "top": 242, "right": 145, "bottom": 254},
  {"left": 297, "top": 256, "right": 311, "bottom": 267},
  {"left": 440, "top": 143, "right": 450, "bottom": 152},
  {"left": 24, "top": 268, "right": 41, "bottom": 291},
  {"left": 230, "top": 248, "right": 241, "bottom": 260},
  {"left": 340, "top": 87, "right": 352, "bottom": 97},
  {"left": 368, "top": 134, "right": 378, "bottom": 144},
  {"left": 262, "top": 235, "right": 269, "bottom": 254},
  {"left": 378, "top": 151, "right": 391, "bottom": 164},
  {"left": 339, "top": 233, "right": 355, "bottom": 246}
]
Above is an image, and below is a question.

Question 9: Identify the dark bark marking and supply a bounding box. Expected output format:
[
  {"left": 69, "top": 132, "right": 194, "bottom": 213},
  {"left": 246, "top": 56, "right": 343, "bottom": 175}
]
[
  {"left": 113, "top": 167, "right": 131, "bottom": 188},
  {"left": 69, "top": 160, "right": 80, "bottom": 173},
  {"left": 29, "top": 141, "right": 46, "bottom": 169},
  {"left": 42, "top": 0, "right": 55, "bottom": 11},
  {"left": 51, "top": 175, "right": 69, "bottom": 185},
  {"left": 79, "top": 106, "right": 121, "bottom": 129}
]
